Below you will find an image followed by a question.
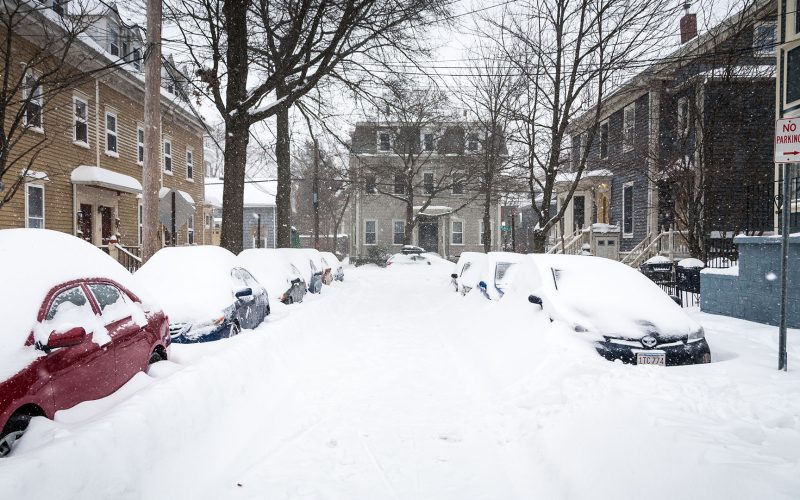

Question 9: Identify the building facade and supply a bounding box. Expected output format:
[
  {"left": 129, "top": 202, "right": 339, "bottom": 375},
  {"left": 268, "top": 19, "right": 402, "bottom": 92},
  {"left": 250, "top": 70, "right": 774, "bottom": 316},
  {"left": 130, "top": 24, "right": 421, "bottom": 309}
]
[
  {"left": 563, "top": 1, "right": 777, "bottom": 264},
  {"left": 0, "top": 2, "right": 206, "bottom": 262},
  {"left": 348, "top": 121, "right": 501, "bottom": 260}
]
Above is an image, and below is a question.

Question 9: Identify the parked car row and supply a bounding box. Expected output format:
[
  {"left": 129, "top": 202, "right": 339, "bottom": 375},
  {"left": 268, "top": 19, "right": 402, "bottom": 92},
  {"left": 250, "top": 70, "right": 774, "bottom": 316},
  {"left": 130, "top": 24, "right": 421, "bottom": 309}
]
[
  {"left": 0, "top": 228, "right": 345, "bottom": 458},
  {"left": 451, "top": 251, "right": 712, "bottom": 367}
]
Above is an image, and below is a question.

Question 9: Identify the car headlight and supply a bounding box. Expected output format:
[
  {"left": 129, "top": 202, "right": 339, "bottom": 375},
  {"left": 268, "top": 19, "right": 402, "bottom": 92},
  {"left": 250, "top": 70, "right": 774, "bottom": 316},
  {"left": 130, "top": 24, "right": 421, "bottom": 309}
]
[{"left": 688, "top": 327, "right": 705, "bottom": 342}]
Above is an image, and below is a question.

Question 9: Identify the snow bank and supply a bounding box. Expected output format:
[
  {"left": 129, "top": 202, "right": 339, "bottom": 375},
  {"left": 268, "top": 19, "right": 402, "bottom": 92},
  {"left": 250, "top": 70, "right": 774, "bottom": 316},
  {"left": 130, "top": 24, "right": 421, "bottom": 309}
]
[
  {"left": 0, "top": 229, "right": 144, "bottom": 381},
  {"left": 643, "top": 254, "right": 672, "bottom": 265},
  {"left": 134, "top": 246, "right": 240, "bottom": 324}
]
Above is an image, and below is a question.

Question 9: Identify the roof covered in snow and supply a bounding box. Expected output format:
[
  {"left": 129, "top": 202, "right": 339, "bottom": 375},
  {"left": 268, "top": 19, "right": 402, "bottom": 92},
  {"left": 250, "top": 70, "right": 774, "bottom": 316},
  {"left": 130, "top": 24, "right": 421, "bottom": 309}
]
[
  {"left": 204, "top": 178, "right": 276, "bottom": 208},
  {"left": 71, "top": 165, "right": 142, "bottom": 194}
]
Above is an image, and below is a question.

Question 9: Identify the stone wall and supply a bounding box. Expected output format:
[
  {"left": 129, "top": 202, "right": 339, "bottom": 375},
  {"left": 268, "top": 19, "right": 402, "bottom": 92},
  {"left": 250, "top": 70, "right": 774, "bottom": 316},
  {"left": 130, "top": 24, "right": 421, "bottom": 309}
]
[{"left": 701, "top": 234, "right": 800, "bottom": 327}]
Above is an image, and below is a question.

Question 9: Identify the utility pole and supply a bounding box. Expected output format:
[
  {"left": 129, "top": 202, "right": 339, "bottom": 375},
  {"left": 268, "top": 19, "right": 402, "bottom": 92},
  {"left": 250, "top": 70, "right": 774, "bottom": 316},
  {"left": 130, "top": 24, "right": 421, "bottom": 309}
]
[
  {"left": 313, "top": 138, "right": 320, "bottom": 250},
  {"left": 141, "top": 0, "right": 162, "bottom": 262}
]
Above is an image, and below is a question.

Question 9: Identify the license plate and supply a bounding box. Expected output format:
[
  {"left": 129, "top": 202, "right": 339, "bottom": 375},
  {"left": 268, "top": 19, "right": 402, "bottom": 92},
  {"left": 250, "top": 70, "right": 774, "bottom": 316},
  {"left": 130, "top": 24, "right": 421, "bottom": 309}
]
[{"left": 636, "top": 352, "right": 666, "bottom": 366}]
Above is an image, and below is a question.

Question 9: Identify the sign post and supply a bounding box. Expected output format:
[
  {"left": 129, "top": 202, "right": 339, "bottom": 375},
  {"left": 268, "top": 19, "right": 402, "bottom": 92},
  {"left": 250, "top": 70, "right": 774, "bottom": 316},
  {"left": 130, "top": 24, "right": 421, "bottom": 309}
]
[{"left": 774, "top": 118, "right": 797, "bottom": 371}]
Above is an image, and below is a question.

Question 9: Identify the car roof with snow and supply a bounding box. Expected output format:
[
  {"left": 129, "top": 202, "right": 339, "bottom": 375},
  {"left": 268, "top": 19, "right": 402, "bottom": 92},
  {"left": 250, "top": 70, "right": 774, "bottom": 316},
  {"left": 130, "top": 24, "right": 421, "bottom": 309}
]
[{"left": 239, "top": 249, "right": 304, "bottom": 299}]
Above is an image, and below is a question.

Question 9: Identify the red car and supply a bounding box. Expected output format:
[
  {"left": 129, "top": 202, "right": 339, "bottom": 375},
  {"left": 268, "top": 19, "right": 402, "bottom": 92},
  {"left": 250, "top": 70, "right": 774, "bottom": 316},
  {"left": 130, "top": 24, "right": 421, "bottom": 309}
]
[{"left": 0, "top": 231, "right": 171, "bottom": 457}]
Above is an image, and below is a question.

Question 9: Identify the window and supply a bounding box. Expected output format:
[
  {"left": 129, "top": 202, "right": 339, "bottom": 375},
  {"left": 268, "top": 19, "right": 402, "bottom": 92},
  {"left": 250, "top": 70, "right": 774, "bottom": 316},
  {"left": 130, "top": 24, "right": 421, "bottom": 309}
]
[
  {"left": 787, "top": 46, "right": 800, "bottom": 105},
  {"left": 479, "top": 220, "right": 489, "bottom": 246},
  {"left": 364, "top": 220, "right": 376, "bottom": 245},
  {"left": 186, "top": 148, "right": 194, "bottom": 180},
  {"left": 187, "top": 215, "right": 194, "bottom": 244},
  {"left": 138, "top": 203, "right": 143, "bottom": 245},
  {"left": 137, "top": 126, "right": 144, "bottom": 165},
  {"left": 163, "top": 138, "right": 172, "bottom": 173},
  {"left": 677, "top": 97, "right": 690, "bottom": 137},
  {"left": 23, "top": 72, "right": 42, "bottom": 130},
  {"left": 365, "top": 172, "right": 376, "bottom": 193},
  {"left": 451, "top": 220, "right": 464, "bottom": 245},
  {"left": 573, "top": 195, "right": 585, "bottom": 231},
  {"left": 26, "top": 183, "right": 44, "bottom": 228},
  {"left": 73, "top": 96, "right": 88, "bottom": 145},
  {"left": 87, "top": 284, "right": 123, "bottom": 312},
  {"left": 423, "top": 172, "right": 434, "bottom": 194},
  {"left": 378, "top": 131, "right": 391, "bottom": 151},
  {"left": 132, "top": 48, "right": 142, "bottom": 71},
  {"left": 623, "top": 103, "right": 635, "bottom": 151},
  {"left": 600, "top": 122, "right": 608, "bottom": 159},
  {"left": 753, "top": 22, "right": 776, "bottom": 55},
  {"left": 394, "top": 173, "right": 405, "bottom": 194},
  {"left": 393, "top": 220, "right": 405, "bottom": 245},
  {"left": 451, "top": 172, "right": 464, "bottom": 195},
  {"left": 46, "top": 286, "right": 88, "bottom": 322},
  {"left": 109, "top": 23, "right": 120, "bottom": 56},
  {"left": 623, "top": 183, "right": 634, "bottom": 236},
  {"left": 467, "top": 132, "right": 480, "bottom": 151},
  {"left": 423, "top": 132, "right": 434, "bottom": 151},
  {"left": 796, "top": 0, "right": 800, "bottom": 35},
  {"left": 105, "top": 111, "right": 118, "bottom": 155}
]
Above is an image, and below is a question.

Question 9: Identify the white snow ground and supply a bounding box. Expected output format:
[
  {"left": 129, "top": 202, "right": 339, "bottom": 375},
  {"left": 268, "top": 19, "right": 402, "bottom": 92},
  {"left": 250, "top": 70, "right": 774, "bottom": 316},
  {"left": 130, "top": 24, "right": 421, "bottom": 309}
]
[{"left": 1, "top": 263, "right": 799, "bottom": 499}]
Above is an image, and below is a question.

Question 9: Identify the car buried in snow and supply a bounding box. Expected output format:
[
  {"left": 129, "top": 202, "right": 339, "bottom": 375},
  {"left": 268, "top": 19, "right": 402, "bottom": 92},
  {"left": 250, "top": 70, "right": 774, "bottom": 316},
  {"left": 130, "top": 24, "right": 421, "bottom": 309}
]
[
  {"left": 0, "top": 229, "right": 171, "bottom": 457},
  {"left": 475, "top": 252, "right": 528, "bottom": 300},
  {"left": 320, "top": 251, "right": 344, "bottom": 282},
  {"left": 450, "top": 252, "right": 488, "bottom": 295},
  {"left": 135, "top": 246, "right": 270, "bottom": 343},
  {"left": 522, "top": 254, "right": 711, "bottom": 366},
  {"left": 238, "top": 249, "right": 307, "bottom": 304}
]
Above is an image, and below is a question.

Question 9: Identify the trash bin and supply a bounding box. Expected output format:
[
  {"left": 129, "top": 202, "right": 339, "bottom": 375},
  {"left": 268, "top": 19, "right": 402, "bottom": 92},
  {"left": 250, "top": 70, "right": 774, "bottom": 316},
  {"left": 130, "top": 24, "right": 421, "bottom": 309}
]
[
  {"left": 640, "top": 256, "right": 674, "bottom": 284},
  {"left": 676, "top": 258, "right": 705, "bottom": 294}
]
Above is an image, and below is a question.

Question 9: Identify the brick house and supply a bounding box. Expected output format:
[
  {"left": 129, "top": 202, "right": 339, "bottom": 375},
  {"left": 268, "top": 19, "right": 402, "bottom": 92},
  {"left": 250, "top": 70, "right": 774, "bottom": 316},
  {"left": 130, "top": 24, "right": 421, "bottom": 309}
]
[
  {"left": 348, "top": 121, "right": 502, "bottom": 260},
  {"left": 0, "top": 2, "right": 206, "bottom": 265},
  {"left": 563, "top": 0, "right": 776, "bottom": 265}
]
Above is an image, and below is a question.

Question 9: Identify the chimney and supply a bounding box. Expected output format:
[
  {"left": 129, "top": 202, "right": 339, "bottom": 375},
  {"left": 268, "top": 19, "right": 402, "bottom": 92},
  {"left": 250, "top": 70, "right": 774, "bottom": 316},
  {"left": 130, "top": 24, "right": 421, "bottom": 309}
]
[{"left": 680, "top": 2, "right": 697, "bottom": 44}]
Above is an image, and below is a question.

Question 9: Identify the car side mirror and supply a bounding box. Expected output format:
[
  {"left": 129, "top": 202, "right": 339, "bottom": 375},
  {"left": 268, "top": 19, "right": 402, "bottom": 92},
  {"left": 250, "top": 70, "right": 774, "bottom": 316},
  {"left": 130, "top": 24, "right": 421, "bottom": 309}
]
[
  {"left": 478, "top": 281, "right": 487, "bottom": 291},
  {"left": 451, "top": 273, "right": 458, "bottom": 279},
  {"left": 290, "top": 278, "right": 301, "bottom": 285},
  {"left": 528, "top": 295, "right": 543, "bottom": 307},
  {"left": 235, "top": 287, "right": 253, "bottom": 299},
  {"left": 42, "top": 326, "right": 88, "bottom": 351}
]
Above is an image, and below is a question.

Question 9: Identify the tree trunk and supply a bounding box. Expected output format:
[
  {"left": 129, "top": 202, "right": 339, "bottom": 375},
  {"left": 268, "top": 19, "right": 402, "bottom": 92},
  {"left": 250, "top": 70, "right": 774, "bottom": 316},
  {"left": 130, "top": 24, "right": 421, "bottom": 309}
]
[
  {"left": 275, "top": 90, "right": 292, "bottom": 248},
  {"left": 220, "top": 118, "right": 249, "bottom": 253},
  {"left": 219, "top": 0, "right": 249, "bottom": 254},
  {"left": 404, "top": 195, "right": 415, "bottom": 245},
  {"left": 532, "top": 229, "right": 547, "bottom": 253},
  {"left": 482, "top": 186, "right": 492, "bottom": 253}
]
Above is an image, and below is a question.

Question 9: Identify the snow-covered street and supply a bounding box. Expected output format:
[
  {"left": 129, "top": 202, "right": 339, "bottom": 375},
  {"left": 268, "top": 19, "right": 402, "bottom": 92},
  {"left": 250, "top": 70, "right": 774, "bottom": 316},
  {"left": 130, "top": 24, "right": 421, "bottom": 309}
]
[{"left": 2, "top": 263, "right": 800, "bottom": 500}]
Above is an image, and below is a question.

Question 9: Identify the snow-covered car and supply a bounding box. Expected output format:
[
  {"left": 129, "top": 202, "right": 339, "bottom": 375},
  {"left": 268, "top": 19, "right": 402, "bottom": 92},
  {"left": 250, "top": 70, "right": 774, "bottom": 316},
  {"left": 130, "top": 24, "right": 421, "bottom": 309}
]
[
  {"left": 135, "top": 246, "right": 270, "bottom": 343},
  {"left": 320, "top": 251, "right": 344, "bottom": 282},
  {"left": 278, "top": 248, "right": 325, "bottom": 294},
  {"left": 476, "top": 252, "right": 529, "bottom": 299},
  {"left": 450, "top": 252, "right": 488, "bottom": 295},
  {"left": 524, "top": 254, "right": 711, "bottom": 366},
  {"left": 0, "top": 229, "right": 170, "bottom": 457},
  {"left": 386, "top": 253, "right": 433, "bottom": 265},
  {"left": 239, "top": 249, "right": 307, "bottom": 304}
]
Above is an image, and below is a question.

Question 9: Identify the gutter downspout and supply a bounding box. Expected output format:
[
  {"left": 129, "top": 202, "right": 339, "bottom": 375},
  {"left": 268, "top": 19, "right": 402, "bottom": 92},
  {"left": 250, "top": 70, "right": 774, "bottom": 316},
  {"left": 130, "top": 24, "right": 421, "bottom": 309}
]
[{"left": 95, "top": 79, "right": 100, "bottom": 168}]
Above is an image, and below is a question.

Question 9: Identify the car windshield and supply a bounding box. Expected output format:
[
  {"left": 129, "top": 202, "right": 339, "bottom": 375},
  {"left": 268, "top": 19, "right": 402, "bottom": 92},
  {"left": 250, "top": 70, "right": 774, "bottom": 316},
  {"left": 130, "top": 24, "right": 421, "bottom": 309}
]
[{"left": 494, "top": 262, "right": 514, "bottom": 284}]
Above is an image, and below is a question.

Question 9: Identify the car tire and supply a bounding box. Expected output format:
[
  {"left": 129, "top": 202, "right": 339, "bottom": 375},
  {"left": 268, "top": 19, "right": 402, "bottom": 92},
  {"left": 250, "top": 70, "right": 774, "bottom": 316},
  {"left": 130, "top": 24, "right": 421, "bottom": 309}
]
[
  {"left": 0, "top": 414, "right": 32, "bottom": 458},
  {"left": 229, "top": 322, "right": 240, "bottom": 337},
  {"left": 148, "top": 350, "right": 164, "bottom": 365}
]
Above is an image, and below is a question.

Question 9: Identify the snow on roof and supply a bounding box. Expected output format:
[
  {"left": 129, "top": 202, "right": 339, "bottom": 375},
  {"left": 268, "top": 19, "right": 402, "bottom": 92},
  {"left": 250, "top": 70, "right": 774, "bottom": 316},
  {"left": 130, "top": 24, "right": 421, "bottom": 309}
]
[
  {"left": 71, "top": 165, "right": 142, "bottom": 193},
  {"left": 694, "top": 64, "right": 775, "bottom": 80},
  {"left": 555, "top": 169, "right": 614, "bottom": 184},
  {"left": 204, "top": 178, "right": 277, "bottom": 207},
  {"left": 0, "top": 229, "right": 146, "bottom": 380}
]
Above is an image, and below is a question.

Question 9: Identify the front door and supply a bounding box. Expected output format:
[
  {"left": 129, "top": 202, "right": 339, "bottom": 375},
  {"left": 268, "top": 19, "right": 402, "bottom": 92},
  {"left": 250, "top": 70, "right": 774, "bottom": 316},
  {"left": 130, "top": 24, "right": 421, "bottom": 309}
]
[
  {"left": 78, "top": 204, "right": 93, "bottom": 243},
  {"left": 99, "top": 206, "right": 113, "bottom": 244},
  {"left": 418, "top": 217, "right": 438, "bottom": 253}
]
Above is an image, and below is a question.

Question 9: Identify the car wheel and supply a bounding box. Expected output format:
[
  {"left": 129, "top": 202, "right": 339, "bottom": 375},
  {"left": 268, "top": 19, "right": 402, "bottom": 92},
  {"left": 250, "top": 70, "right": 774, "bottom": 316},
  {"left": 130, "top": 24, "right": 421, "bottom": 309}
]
[
  {"left": 0, "top": 414, "right": 32, "bottom": 458},
  {"left": 229, "top": 322, "right": 240, "bottom": 337},
  {"left": 148, "top": 350, "right": 164, "bottom": 365}
]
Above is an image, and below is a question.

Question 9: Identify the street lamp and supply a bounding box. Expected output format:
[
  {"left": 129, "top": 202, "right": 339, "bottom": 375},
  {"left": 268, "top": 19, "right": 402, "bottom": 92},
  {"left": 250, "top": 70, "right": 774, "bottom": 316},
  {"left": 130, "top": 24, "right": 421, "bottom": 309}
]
[{"left": 254, "top": 213, "right": 261, "bottom": 249}]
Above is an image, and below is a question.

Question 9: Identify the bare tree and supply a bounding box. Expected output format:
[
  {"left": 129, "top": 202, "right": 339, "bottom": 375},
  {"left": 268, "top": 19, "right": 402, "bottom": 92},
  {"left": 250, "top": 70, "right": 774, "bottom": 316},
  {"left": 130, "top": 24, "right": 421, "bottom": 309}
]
[
  {"left": 462, "top": 44, "right": 521, "bottom": 252},
  {"left": 0, "top": 1, "right": 132, "bottom": 208},
  {"left": 495, "top": 0, "right": 674, "bottom": 252},
  {"left": 164, "top": 0, "right": 448, "bottom": 253},
  {"left": 355, "top": 82, "right": 479, "bottom": 245}
]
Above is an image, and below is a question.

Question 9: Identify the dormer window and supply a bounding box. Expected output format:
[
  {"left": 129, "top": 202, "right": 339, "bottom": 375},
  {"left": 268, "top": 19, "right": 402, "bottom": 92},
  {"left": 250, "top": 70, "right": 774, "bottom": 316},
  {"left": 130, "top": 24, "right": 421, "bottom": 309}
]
[
  {"left": 109, "top": 23, "right": 120, "bottom": 56},
  {"left": 378, "top": 131, "right": 391, "bottom": 152}
]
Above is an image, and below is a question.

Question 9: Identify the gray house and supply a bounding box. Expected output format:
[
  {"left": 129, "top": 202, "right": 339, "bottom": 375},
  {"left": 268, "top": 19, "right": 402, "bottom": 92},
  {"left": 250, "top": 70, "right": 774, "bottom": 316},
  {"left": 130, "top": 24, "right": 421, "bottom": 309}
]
[
  {"left": 204, "top": 178, "right": 277, "bottom": 249},
  {"left": 348, "top": 121, "right": 502, "bottom": 260},
  {"left": 563, "top": 1, "right": 776, "bottom": 266}
]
